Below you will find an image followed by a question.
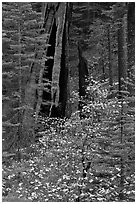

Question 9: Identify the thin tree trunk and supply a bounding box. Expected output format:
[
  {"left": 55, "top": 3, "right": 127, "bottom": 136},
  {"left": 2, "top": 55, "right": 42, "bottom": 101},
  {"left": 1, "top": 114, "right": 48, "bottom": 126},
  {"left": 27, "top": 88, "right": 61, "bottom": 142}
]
[
  {"left": 118, "top": 13, "right": 127, "bottom": 97},
  {"left": 17, "top": 9, "right": 22, "bottom": 160},
  {"left": 64, "top": 3, "right": 73, "bottom": 117},
  {"left": 127, "top": 2, "right": 135, "bottom": 96},
  {"left": 64, "top": 17, "right": 71, "bottom": 117},
  {"left": 102, "top": 59, "right": 105, "bottom": 81},
  {"left": 107, "top": 24, "right": 113, "bottom": 90},
  {"left": 117, "top": 10, "right": 127, "bottom": 201},
  {"left": 78, "top": 41, "right": 88, "bottom": 118}
]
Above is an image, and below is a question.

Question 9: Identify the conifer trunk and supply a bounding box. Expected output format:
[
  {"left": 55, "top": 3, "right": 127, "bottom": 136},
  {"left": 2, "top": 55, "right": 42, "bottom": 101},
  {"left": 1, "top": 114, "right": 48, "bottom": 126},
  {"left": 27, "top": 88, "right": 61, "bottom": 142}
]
[
  {"left": 23, "top": 3, "right": 61, "bottom": 138},
  {"left": 35, "top": 3, "right": 58, "bottom": 121},
  {"left": 127, "top": 2, "right": 135, "bottom": 95},
  {"left": 107, "top": 24, "right": 113, "bottom": 90},
  {"left": 17, "top": 8, "right": 22, "bottom": 157},
  {"left": 64, "top": 3, "right": 73, "bottom": 117},
  {"left": 117, "top": 10, "right": 127, "bottom": 201},
  {"left": 78, "top": 41, "right": 88, "bottom": 117},
  {"left": 23, "top": 2, "right": 71, "bottom": 139},
  {"left": 49, "top": 3, "right": 67, "bottom": 116},
  {"left": 118, "top": 13, "right": 127, "bottom": 97}
]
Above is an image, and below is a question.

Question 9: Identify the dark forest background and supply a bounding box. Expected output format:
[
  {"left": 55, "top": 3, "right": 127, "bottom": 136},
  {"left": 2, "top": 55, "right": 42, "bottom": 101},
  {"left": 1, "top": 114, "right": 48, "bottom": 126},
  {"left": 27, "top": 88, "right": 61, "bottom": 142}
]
[{"left": 2, "top": 2, "right": 135, "bottom": 202}]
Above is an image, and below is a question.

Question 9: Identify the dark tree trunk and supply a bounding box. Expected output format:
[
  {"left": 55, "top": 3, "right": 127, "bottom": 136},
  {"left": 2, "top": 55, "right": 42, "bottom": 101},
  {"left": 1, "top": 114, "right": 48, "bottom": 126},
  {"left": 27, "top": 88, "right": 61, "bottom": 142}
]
[
  {"left": 100, "top": 58, "right": 105, "bottom": 82},
  {"left": 78, "top": 41, "right": 88, "bottom": 116},
  {"left": 64, "top": 3, "right": 73, "bottom": 117},
  {"left": 127, "top": 2, "right": 135, "bottom": 95},
  {"left": 107, "top": 24, "right": 113, "bottom": 90},
  {"left": 117, "top": 11, "right": 127, "bottom": 201},
  {"left": 23, "top": 3, "right": 72, "bottom": 142},
  {"left": 36, "top": 3, "right": 59, "bottom": 119},
  {"left": 32, "top": 2, "right": 72, "bottom": 119},
  {"left": 117, "top": 14, "right": 127, "bottom": 98},
  {"left": 48, "top": 3, "right": 72, "bottom": 118}
]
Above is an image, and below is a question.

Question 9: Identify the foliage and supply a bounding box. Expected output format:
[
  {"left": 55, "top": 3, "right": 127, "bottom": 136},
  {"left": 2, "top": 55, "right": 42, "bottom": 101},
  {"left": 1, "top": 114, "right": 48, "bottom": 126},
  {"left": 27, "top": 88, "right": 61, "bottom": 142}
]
[
  {"left": 2, "top": 79, "right": 135, "bottom": 201},
  {"left": 2, "top": 2, "right": 45, "bottom": 150}
]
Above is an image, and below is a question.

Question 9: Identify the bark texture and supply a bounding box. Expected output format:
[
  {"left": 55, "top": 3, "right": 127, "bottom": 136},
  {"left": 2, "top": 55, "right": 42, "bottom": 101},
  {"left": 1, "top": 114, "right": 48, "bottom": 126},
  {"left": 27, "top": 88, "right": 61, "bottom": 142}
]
[
  {"left": 127, "top": 2, "right": 135, "bottom": 95},
  {"left": 78, "top": 41, "right": 88, "bottom": 116},
  {"left": 49, "top": 3, "right": 67, "bottom": 116},
  {"left": 23, "top": 2, "right": 71, "bottom": 133},
  {"left": 117, "top": 9, "right": 127, "bottom": 201},
  {"left": 23, "top": 3, "right": 59, "bottom": 138},
  {"left": 35, "top": 3, "right": 58, "bottom": 120},
  {"left": 118, "top": 13, "right": 127, "bottom": 96},
  {"left": 107, "top": 24, "right": 113, "bottom": 90}
]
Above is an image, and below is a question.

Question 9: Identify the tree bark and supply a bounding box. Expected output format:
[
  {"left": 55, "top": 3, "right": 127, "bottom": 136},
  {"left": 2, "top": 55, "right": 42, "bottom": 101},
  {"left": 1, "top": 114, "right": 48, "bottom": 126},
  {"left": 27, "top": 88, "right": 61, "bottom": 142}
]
[
  {"left": 127, "top": 2, "right": 135, "bottom": 95},
  {"left": 107, "top": 24, "right": 113, "bottom": 90},
  {"left": 78, "top": 41, "right": 88, "bottom": 117},
  {"left": 23, "top": 3, "right": 58, "bottom": 138},
  {"left": 23, "top": 2, "right": 72, "bottom": 132},
  {"left": 117, "top": 9, "right": 127, "bottom": 201},
  {"left": 35, "top": 3, "right": 58, "bottom": 120},
  {"left": 49, "top": 3, "right": 67, "bottom": 116},
  {"left": 117, "top": 13, "right": 127, "bottom": 97},
  {"left": 64, "top": 5, "right": 73, "bottom": 117},
  {"left": 23, "top": 3, "right": 61, "bottom": 139}
]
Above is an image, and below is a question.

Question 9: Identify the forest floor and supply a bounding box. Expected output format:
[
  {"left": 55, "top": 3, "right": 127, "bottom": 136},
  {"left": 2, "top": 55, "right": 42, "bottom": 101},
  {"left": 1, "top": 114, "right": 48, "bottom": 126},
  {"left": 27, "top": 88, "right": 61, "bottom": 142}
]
[{"left": 2, "top": 117, "right": 135, "bottom": 202}]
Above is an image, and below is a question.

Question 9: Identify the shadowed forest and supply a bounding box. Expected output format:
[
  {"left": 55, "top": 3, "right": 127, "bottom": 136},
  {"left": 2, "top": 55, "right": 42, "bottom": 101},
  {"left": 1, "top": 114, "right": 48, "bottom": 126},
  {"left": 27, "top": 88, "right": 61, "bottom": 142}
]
[{"left": 2, "top": 2, "right": 135, "bottom": 202}]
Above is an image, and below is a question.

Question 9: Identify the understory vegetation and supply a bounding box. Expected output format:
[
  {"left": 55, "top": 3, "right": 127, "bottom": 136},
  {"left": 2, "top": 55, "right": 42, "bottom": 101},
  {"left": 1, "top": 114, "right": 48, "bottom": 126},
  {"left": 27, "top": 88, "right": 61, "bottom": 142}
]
[{"left": 3, "top": 80, "right": 135, "bottom": 202}]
